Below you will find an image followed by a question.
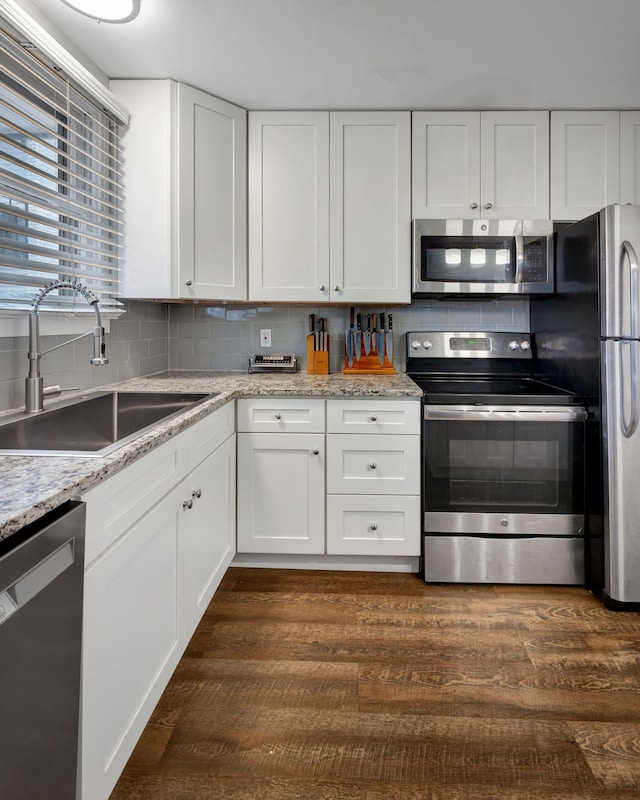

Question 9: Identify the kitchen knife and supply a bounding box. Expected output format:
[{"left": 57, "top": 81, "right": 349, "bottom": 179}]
[
  {"left": 364, "top": 314, "right": 371, "bottom": 355},
  {"left": 386, "top": 313, "right": 393, "bottom": 365},
  {"left": 378, "top": 312, "right": 386, "bottom": 365},
  {"left": 346, "top": 306, "right": 354, "bottom": 367},
  {"left": 309, "top": 313, "right": 316, "bottom": 351},
  {"left": 354, "top": 312, "right": 362, "bottom": 360},
  {"left": 371, "top": 313, "right": 377, "bottom": 354}
]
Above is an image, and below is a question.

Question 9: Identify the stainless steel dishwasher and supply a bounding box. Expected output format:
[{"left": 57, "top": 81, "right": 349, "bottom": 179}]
[{"left": 0, "top": 500, "right": 86, "bottom": 800}]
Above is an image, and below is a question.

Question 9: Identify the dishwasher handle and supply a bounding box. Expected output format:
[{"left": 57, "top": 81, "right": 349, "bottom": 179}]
[
  {"left": 424, "top": 405, "right": 587, "bottom": 422},
  {"left": 0, "top": 501, "right": 85, "bottom": 627}
]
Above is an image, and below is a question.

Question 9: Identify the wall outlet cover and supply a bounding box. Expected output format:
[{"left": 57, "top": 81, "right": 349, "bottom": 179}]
[{"left": 260, "top": 328, "right": 271, "bottom": 347}]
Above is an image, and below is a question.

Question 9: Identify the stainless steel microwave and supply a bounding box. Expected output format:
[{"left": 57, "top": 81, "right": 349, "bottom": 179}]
[{"left": 412, "top": 219, "right": 554, "bottom": 296}]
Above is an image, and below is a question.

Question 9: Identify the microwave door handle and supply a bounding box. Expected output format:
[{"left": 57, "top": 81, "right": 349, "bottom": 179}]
[
  {"left": 620, "top": 340, "right": 640, "bottom": 438},
  {"left": 620, "top": 240, "right": 639, "bottom": 339},
  {"left": 515, "top": 235, "right": 525, "bottom": 283}
]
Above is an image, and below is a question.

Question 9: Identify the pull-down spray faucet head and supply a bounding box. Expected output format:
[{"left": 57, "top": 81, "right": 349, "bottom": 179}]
[{"left": 26, "top": 280, "right": 109, "bottom": 413}]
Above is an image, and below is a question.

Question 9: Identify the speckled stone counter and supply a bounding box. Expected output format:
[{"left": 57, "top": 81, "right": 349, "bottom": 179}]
[{"left": 0, "top": 370, "right": 421, "bottom": 541}]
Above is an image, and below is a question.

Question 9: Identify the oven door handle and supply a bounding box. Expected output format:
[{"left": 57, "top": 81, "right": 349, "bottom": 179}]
[{"left": 424, "top": 405, "right": 587, "bottom": 422}]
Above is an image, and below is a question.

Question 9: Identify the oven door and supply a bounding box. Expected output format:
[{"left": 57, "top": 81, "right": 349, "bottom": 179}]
[{"left": 423, "top": 404, "right": 586, "bottom": 536}]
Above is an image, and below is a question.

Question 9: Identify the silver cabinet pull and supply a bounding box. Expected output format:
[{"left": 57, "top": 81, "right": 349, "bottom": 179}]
[
  {"left": 312, "top": 448, "right": 320, "bottom": 455},
  {"left": 192, "top": 489, "right": 202, "bottom": 499},
  {"left": 470, "top": 202, "right": 478, "bottom": 209},
  {"left": 484, "top": 202, "right": 493, "bottom": 209},
  {"left": 274, "top": 412, "right": 282, "bottom": 420},
  {"left": 183, "top": 499, "right": 193, "bottom": 510},
  {"left": 185, "top": 280, "right": 192, "bottom": 286},
  {"left": 334, "top": 285, "right": 340, "bottom": 292},
  {"left": 370, "top": 523, "right": 378, "bottom": 531},
  {"left": 369, "top": 462, "right": 377, "bottom": 470},
  {"left": 320, "top": 284, "right": 327, "bottom": 292},
  {"left": 369, "top": 415, "right": 377, "bottom": 422}
]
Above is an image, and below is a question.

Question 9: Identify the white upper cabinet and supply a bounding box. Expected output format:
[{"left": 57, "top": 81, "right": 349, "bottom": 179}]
[
  {"left": 412, "top": 111, "right": 549, "bottom": 220},
  {"left": 550, "top": 111, "right": 620, "bottom": 221},
  {"left": 249, "top": 111, "right": 330, "bottom": 303},
  {"left": 112, "top": 79, "right": 247, "bottom": 300},
  {"left": 620, "top": 111, "right": 640, "bottom": 205},
  {"left": 249, "top": 110, "right": 411, "bottom": 303},
  {"left": 329, "top": 112, "right": 411, "bottom": 303}
]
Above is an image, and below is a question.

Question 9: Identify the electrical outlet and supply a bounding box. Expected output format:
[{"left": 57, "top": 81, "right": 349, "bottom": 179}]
[{"left": 260, "top": 328, "right": 271, "bottom": 348}]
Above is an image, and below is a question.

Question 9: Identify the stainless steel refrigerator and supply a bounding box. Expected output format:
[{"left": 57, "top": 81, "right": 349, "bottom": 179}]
[{"left": 531, "top": 204, "right": 640, "bottom": 609}]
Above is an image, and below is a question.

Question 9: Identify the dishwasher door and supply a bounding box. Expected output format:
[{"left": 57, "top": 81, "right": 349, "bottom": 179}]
[{"left": 0, "top": 500, "right": 86, "bottom": 800}]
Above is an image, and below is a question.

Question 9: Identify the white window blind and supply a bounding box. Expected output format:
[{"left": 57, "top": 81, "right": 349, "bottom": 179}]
[{"left": 0, "top": 21, "right": 124, "bottom": 314}]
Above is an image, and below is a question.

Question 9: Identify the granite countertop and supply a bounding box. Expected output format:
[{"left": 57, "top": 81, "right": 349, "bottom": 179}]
[{"left": 0, "top": 370, "right": 421, "bottom": 541}]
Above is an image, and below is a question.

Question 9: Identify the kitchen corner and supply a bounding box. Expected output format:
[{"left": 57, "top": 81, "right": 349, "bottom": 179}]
[{"left": 0, "top": 370, "right": 421, "bottom": 540}]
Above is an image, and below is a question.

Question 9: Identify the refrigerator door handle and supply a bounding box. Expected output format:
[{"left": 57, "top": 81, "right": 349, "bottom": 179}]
[
  {"left": 621, "top": 240, "right": 639, "bottom": 339},
  {"left": 619, "top": 340, "right": 640, "bottom": 438}
]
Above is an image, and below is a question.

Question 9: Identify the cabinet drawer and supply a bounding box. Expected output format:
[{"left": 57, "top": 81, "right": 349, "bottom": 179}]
[
  {"left": 327, "top": 399, "right": 420, "bottom": 435},
  {"left": 327, "top": 495, "right": 420, "bottom": 556},
  {"left": 238, "top": 398, "right": 325, "bottom": 432},
  {"left": 327, "top": 434, "right": 420, "bottom": 495},
  {"left": 185, "top": 401, "right": 235, "bottom": 471}
]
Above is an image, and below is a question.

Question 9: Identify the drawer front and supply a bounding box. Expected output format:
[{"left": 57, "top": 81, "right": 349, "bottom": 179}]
[
  {"left": 327, "top": 434, "right": 420, "bottom": 495},
  {"left": 238, "top": 398, "right": 325, "bottom": 433},
  {"left": 327, "top": 399, "right": 420, "bottom": 435},
  {"left": 185, "top": 401, "right": 235, "bottom": 472},
  {"left": 327, "top": 495, "right": 420, "bottom": 556}
]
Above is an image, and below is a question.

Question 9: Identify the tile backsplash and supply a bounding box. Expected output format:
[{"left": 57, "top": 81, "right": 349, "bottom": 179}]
[
  {"left": 0, "top": 297, "right": 528, "bottom": 412},
  {"left": 168, "top": 298, "right": 529, "bottom": 373},
  {"left": 0, "top": 301, "right": 168, "bottom": 413}
]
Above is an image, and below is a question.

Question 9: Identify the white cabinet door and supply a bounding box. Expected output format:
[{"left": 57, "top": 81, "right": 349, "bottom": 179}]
[
  {"left": 481, "top": 111, "right": 549, "bottom": 219},
  {"left": 412, "top": 111, "right": 549, "bottom": 219},
  {"left": 551, "top": 111, "right": 620, "bottom": 220},
  {"left": 111, "top": 79, "right": 247, "bottom": 300},
  {"left": 177, "top": 83, "right": 247, "bottom": 300},
  {"left": 179, "top": 435, "right": 236, "bottom": 640},
  {"left": 330, "top": 111, "right": 411, "bottom": 303},
  {"left": 248, "top": 111, "right": 330, "bottom": 302},
  {"left": 237, "top": 432, "right": 325, "bottom": 553},
  {"left": 82, "top": 487, "right": 183, "bottom": 800},
  {"left": 621, "top": 111, "right": 640, "bottom": 205},
  {"left": 412, "top": 111, "right": 480, "bottom": 219}
]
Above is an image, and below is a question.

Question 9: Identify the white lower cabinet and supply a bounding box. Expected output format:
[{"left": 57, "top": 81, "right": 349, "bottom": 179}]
[
  {"left": 326, "top": 399, "right": 421, "bottom": 557},
  {"left": 80, "top": 403, "right": 236, "bottom": 800},
  {"left": 236, "top": 397, "right": 421, "bottom": 559},
  {"left": 236, "top": 432, "right": 325, "bottom": 554}
]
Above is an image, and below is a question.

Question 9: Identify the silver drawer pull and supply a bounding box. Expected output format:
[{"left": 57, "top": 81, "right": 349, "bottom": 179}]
[
  {"left": 274, "top": 412, "right": 282, "bottom": 420},
  {"left": 192, "top": 489, "right": 202, "bottom": 499},
  {"left": 370, "top": 523, "right": 378, "bottom": 531},
  {"left": 312, "top": 448, "right": 320, "bottom": 455},
  {"left": 369, "top": 415, "right": 378, "bottom": 422},
  {"left": 369, "top": 462, "right": 377, "bottom": 470},
  {"left": 183, "top": 499, "right": 193, "bottom": 510}
]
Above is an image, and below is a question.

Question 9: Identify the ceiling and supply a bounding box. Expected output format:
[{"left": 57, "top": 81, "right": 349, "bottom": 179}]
[{"left": 23, "top": 0, "right": 640, "bottom": 110}]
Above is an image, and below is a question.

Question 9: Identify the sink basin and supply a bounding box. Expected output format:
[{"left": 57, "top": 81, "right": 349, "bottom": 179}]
[{"left": 0, "top": 391, "right": 218, "bottom": 457}]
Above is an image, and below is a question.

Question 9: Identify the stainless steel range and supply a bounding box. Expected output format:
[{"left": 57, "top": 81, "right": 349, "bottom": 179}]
[{"left": 406, "top": 331, "right": 587, "bottom": 585}]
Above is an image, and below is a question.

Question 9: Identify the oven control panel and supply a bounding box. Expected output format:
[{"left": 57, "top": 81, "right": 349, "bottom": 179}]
[{"left": 406, "top": 331, "right": 533, "bottom": 359}]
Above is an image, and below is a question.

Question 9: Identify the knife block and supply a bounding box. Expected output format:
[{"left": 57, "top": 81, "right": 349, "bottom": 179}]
[
  {"left": 306, "top": 335, "right": 329, "bottom": 374},
  {"left": 343, "top": 339, "right": 395, "bottom": 374}
]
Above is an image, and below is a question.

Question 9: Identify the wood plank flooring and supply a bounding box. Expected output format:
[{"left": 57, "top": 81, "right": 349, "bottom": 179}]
[{"left": 110, "top": 569, "right": 640, "bottom": 799}]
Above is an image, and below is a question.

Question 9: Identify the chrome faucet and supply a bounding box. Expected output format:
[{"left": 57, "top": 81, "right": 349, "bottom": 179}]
[{"left": 25, "top": 280, "right": 109, "bottom": 413}]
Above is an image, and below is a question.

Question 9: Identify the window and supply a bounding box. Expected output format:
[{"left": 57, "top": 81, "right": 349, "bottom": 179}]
[{"left": 0, "top": 21, "right": 124, "bottom": 315}]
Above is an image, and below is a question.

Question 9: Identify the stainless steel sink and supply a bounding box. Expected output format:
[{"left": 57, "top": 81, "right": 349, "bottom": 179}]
[{"left": 0, "top": 391, "right": 218, "bottom": 457}]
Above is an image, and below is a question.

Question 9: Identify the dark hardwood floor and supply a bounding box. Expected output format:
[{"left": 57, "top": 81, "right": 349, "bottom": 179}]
[{"left": 110, "top": 568, "right": 640, "bottom": 799}]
